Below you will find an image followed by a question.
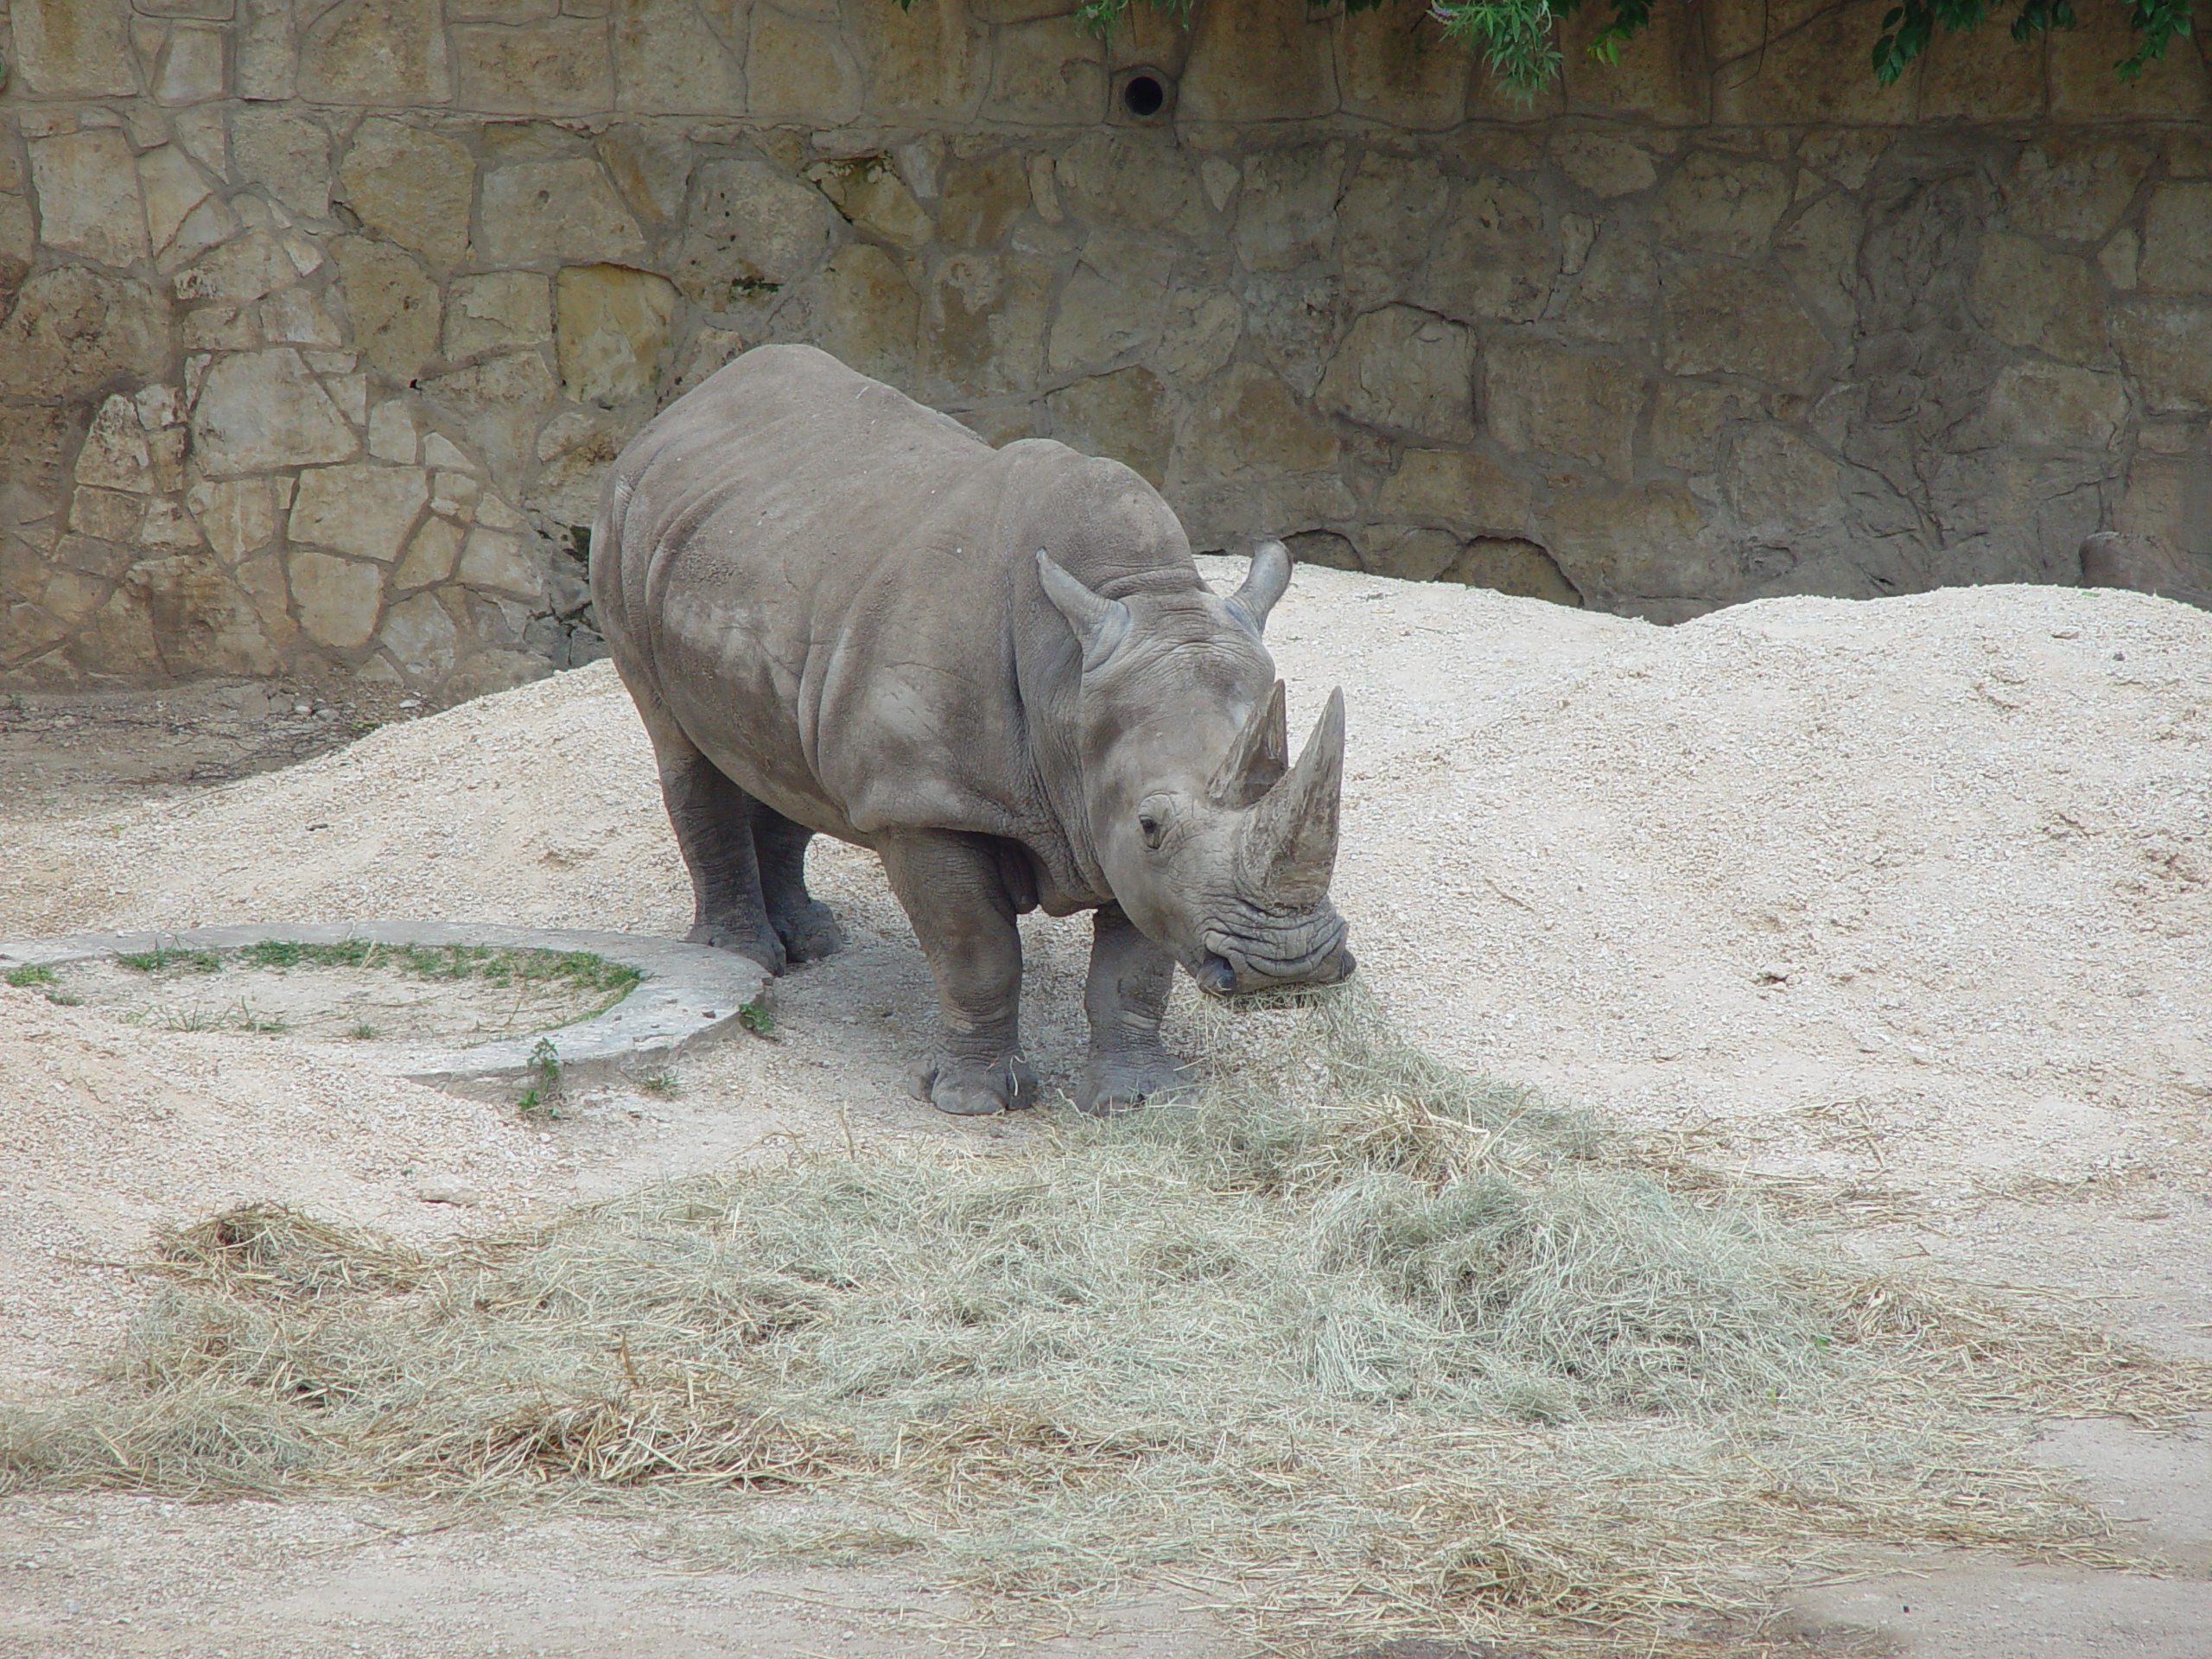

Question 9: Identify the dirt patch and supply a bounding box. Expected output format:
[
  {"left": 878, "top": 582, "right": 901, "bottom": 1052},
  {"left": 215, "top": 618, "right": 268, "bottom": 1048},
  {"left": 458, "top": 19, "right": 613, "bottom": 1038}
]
[{"left": 3, "top": 564, "right": 2211, "bottom": 1657}]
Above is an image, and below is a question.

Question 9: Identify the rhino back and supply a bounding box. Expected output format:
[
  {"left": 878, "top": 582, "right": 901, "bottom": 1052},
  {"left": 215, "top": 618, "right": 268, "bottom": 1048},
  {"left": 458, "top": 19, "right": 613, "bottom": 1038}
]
[{"left": 594, "top": 345, "right": 1195, "bottom": 897}]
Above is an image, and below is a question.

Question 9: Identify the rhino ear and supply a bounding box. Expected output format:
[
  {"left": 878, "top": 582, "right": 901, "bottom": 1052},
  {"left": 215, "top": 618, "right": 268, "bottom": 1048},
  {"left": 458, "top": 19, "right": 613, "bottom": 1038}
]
[
  {"left": 1225, "top": 539, "right": 1292, "bottom": 637},
  {"left": 1037, "top": 550, "right": 1131, "bottom": 673}
]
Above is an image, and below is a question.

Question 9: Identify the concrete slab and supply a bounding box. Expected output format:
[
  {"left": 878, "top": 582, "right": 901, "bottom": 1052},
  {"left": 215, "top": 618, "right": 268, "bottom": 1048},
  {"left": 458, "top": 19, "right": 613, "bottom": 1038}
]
[{"left": 0, "top": 921, "right": 769, "bottom": 1094}]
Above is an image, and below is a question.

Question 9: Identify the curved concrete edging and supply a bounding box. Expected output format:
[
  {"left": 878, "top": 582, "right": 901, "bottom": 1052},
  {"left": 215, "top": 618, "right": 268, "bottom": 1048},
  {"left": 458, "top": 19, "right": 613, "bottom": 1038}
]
[{"left": 0, "top": 922, "right": 771, "bottom": 1095}]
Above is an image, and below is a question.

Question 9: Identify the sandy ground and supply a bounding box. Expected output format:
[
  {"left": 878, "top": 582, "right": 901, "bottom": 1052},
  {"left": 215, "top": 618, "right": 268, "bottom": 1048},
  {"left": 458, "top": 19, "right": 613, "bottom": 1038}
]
[{"left": 3, "top": 559, "right": 2211, "bottom": 1657}]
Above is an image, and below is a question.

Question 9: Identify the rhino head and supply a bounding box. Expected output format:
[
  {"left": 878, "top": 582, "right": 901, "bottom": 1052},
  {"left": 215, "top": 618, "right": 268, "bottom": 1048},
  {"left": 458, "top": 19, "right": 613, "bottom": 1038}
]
[{"left": 1038, "top": 541, "right": 1355, "bottom": 997}]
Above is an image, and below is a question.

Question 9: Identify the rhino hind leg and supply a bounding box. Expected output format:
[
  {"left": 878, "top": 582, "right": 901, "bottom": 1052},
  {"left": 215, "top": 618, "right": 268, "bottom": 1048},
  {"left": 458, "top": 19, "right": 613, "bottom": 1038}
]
[
  {"left": 753, "top": 806, "right": 847, "bottom": 966},
  {"left": 1077, "top": 905, "right": 1195, "bottom": 1116},
  {"left": 659, "top": 753, "right": 788, "bottom": 975},
  {"left": 879, "top": 830, "right": 1039, "bottom": 1116}
]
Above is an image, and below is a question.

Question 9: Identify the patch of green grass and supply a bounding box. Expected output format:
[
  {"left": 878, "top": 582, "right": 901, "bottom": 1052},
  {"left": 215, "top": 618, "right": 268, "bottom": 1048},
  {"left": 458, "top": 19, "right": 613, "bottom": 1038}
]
[
  {"left": 347, "top": 1023, "right": 377, "bottom": 1041},
  {"left": 4, "top": 963, "right": 58, "bottom": 988},
  {"left": 640, "top": 1073, "right": 678, "bottom": 1096},
  {"left": 737, "top": 1000, "right": 775, "bottom": 1037},
  {"left": 518, "top": 1035, "right": 563, "bottom": 1119},
  {"left": 117, "top": 945, "right": 221, "bottom": 975}
]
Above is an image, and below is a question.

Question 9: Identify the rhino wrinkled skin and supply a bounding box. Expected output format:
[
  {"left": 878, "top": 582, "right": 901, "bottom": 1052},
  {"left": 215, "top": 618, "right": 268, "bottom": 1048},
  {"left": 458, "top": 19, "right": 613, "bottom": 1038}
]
[{"left": 590, "top": 345, "right": 1354, "bottom": 1116}]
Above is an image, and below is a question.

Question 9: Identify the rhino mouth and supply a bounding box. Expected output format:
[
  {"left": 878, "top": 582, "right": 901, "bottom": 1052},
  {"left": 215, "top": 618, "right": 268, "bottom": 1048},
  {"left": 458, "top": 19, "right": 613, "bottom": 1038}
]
[{"left": 1198, "top": 906, "right": 1353, "bottom": 996}]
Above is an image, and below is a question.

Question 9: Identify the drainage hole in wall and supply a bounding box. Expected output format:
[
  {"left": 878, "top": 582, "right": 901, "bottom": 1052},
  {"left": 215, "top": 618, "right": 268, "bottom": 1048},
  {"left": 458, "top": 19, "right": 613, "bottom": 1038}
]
[{"left": 1121, "top": 73, "right": 1167, "bottom": 118}]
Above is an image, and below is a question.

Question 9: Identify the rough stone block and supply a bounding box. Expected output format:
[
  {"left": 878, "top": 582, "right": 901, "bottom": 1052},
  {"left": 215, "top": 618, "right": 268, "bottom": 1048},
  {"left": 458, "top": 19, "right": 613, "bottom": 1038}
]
[
  {"left": 457, "top": 526, "right": 541, "bottom": 594},
  {"left": 1334, "top": 150, "right": 1447, "bottom": 309},
  {"left": 1314, "top": 304, "right": 1475, "bottom": 443},
  {"left": 1334, "top": 2, "right": 1467, "bottom": 130},
  {"left": 613, "top": 0, "right": 746, "bottom": 113},
  {"left": 70, "top": 487, "right": 144, "bottom": 543},
  {"left": 454, "top": 20, "right": 615, "bottom": 114},
  {"left": 1719, "top": 424, "right": 1841, "bottom": 533},
  {"left": 1916, "top": 24, "right": 2044, "bottom": 119},
  {"left": 337, "top": 118, "right": 476, "bottom": 269},
  {"left": 10, "top": 0, "right": 140, "bottom": 95},
  {"left": 1551, "top": 131, "right": 1660, "bottom": 199},
  {"left": 1712, "top": 2, "right": 1916, "bottom": 124},
  {"left": 1232, "top": 144, "right": 1344, "bottom": 274},
  {"left": 526, "top": 409, "right": 626, "bottom": 525},
  {"left": 2050, "top": 3, "right": 2206, "bottom": 118},
  {"left": 2139, "top": 183, "right": 2212, "bottom": 296},
  {"left": 1047, "top": 232, "right": 1173, "bottom": 372},
  {"left": 1774, "top": 192, "right": 1861, "bottom": 334},
  {"left": 600, "top": 126, "right": 693, "bottom": 232},
  {"left": 746, "top": 9, "right": 864, "bottom": 123},
  {"left": 1969, "top": 233, "right": 2104, "bottom": 365},
  {"left": 300, "top": 0, "right": 455, "bottom": 103},
  {"left": 1652, "top": 149, "right": 1789, "bottom": 259},
  {"left": 1484, "top": 341, "right": 1644, "bottom": 482},
  {"left": 232, "top": 105, "right": 334, "bottom": 218},
  {"left": 987, "top": 16, "right": 1107, "bottom": 124},
  {"left": 174, "top": 228, "right": 297, "bottom": 305},
  {"left": 1416, "top": 175, "right": 1552, "bottom": 323},
  {"left": 1662, "top": 261, "right": 1829, "bottom": 386},
  {"left": 556, "top": 264, "right": 677, "bottom": 403},
  {"left": 446, "top": 271, "right": 555, "bottom": 359},
  {"left": 1178, "top": 362, "right": 1338, "bottom": 483},
  {"left": 1985, "top": 362, "right": 2129, "bottom": 450},
  {"left": 1047, "top": 365, "right": 1171, "bottom": 486},
  {"left": 2004, "top": 137, "right": 2155, "bottom": 243},
  {"left": 799, "top": 243, "right": 920, "bottom": 385},
  {"left": 377, "top": 591, "right": 461, "bottom": 680},
  {"left": 289, "top": 549, "right": 386, "bottom": 647},
  {"left": 1376, "top": 448, "right": 1530, "bottom": 532},
  {"left": 1054, "top": 131, "right": 1212, "bottom": 239},
  {"left": 1560, "top": 234, "right": 1660, "bottom": 345},
  {"left": 1156, "top": 288, "right": 1243, "bottom": 383},
  {"left": 2112, "top": 300, "right": 2212, "bottom": 411},
  {"left": 393, "top": 516, "right": 467, "bottom": 588},
  {"left": 1444, "top": 537, "right": 1583, "bottom": 605},
  {"left": 1179, "top": 0, "right": 1334, "bottom": 120},
  {"left": 72, "top": 396, "right": 156, "bottom": 494},
  {"left": 676, "top": 157, "right": 836, "bottom": 304},
  {"left": 332, "top": 237, "right": 443, "bottom": 381},
  {"left": 810, "top": 156, "right": 936, "bottom": 250},
  {"left": 1541, "top": 480, "right": 1729, "bottom": 606},
  {"left": 478, "top": 158, "right": 648, "bottom": 267},
  {"left": 853, "top": 0, "right": 984, "bottom": 116},
  {"left": 421, "top": 351, "right": 561, "bottom": 482},
  {"left": 938, "top": 150, "right": 1032, "bottom": 247},
  {"left": 137, "top": 145, "right": 214, "bottom": 261},
  {"left": 192, "top": 348, "right": 361, "bottom": 476},
  {"left": 154, "top": 22, "right": 229, "bottom": 105},
  {"left": 0, "top": 270, "right": 175, "bottom": 398},
  {"left": 289, "top": 463, "right": 431, "bottom": 562},
  {"left": 918, "top": 251, "right": 1052, "bottom": 395},
  {"left": 29, "top": 130, "right": 151, "bottom": 268},
  {"left": 187, "top": 476, "right": 281, "bottom": 562},
  {"left": 1560, "top": 0, "right": 1707, "bottom": 124},
  {"left": 264, "top": 287, "right": 347, "bottom": 349}
]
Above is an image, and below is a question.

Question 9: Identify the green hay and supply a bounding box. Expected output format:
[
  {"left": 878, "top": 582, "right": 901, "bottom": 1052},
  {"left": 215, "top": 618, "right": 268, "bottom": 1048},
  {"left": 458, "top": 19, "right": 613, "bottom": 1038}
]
[{"left": 4, "top": 987, "right": 2201, "bottom": 1652}]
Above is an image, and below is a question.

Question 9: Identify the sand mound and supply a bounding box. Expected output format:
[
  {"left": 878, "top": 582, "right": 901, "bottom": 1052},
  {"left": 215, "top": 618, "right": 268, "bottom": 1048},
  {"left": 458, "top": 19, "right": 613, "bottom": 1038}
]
[{"left": 16, "top": 564, "right": 2210, "bottom": 1199}]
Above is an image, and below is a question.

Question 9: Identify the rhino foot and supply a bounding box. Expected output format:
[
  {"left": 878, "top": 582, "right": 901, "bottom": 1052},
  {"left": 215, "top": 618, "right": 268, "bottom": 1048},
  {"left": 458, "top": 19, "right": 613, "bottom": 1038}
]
[
  {"left": 1077, "top": 1052, "right": 1197, "bottom": 1116},
  {"left": 909, "top": 1052, "right": 1039, "bottom": 1116},
  {"left": 772, "top": 899, "right": 846, "bottom": 966},
  {"left": 687, "top": 918, "right": 787, "bottom": 976}
]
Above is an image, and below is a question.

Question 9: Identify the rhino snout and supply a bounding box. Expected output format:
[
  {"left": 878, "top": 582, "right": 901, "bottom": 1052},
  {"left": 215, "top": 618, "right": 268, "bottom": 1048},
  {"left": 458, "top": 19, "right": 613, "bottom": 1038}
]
[{"left": 1195, "top": 936, "right": 1357, "bottom": 999}]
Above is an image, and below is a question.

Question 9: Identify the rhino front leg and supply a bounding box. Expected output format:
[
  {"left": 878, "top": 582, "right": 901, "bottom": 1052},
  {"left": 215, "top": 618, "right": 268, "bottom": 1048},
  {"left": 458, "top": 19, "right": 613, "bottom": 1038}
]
[
  {"left": 753, "top": 805, "right": 847, "bottom": 965},
  {"left": 880, "top": 830, "right": 1038, "bottom": 1116},
  {"left": 1078, "top": 905, "right": 1194, "bottom": 1116},
  {"left": 658, "top": 753, "right": 787, "bottom": 975}
]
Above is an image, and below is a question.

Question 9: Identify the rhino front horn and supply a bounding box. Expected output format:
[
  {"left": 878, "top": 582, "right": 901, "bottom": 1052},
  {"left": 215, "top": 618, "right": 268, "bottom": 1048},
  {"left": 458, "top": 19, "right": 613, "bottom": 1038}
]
[{"left": 1244, "top": 687, "right": 1344, "bottom": 907}]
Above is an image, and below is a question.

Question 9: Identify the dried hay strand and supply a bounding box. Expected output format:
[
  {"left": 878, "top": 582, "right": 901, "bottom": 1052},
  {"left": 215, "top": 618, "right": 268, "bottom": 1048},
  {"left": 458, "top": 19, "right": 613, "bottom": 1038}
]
[{"left": 4, "top": 984, "right": 2203, "bottom": 1652}]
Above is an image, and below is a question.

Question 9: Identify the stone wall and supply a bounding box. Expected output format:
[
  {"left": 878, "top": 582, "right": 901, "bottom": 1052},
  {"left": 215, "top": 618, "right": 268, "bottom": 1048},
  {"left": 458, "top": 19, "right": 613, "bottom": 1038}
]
[{"left": 2, "top": 0, "right": 2208, "bottom": 694}]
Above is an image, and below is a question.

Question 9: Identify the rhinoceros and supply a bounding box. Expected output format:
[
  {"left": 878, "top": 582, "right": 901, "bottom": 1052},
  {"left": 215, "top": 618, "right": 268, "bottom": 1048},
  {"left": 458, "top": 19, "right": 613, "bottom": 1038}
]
[{"left": 590, "top": 344, "right": 1353, "bottom": 1116}]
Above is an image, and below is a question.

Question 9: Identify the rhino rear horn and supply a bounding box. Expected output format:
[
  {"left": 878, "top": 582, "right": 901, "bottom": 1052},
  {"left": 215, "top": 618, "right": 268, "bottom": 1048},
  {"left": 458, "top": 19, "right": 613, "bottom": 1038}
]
[
  {"left": 1037, "top": 550, "right": 1131, "bottom": 672},
  {"left": 1208, "top": 679, "right": 1288, "bottom": 807},
  {"left": 1244, "top": 687, "right": 1344, "bottom": 907},
  {"left": 1226, "top": 539, "right": 1292, "bottom": 637}
]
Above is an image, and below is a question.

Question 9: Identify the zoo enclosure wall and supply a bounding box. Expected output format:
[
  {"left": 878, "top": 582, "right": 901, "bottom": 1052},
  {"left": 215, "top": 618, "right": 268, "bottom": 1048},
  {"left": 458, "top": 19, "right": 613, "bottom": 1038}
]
[{"left": 0, "top": 0, "right": 2208, "bottom": 702}]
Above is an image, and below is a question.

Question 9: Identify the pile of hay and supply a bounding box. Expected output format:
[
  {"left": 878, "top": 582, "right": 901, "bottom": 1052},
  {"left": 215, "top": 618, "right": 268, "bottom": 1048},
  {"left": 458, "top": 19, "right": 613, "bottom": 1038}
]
[{"left": 5, "top": 989, "right": 2198, "bottom": 1651}]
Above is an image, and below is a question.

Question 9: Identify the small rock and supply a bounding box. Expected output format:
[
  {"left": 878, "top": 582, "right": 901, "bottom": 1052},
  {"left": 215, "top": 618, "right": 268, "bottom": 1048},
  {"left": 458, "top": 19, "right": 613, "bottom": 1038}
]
[{"left": 416, "top": 1182, "right": 481, "bottom": 1206}]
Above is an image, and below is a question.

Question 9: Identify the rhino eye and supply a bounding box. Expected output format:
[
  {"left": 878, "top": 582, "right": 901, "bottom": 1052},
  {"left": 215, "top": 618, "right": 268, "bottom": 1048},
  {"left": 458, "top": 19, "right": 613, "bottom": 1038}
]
[{"left": 1137, "top": 808, "right": 1166, "bottom": 850}]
